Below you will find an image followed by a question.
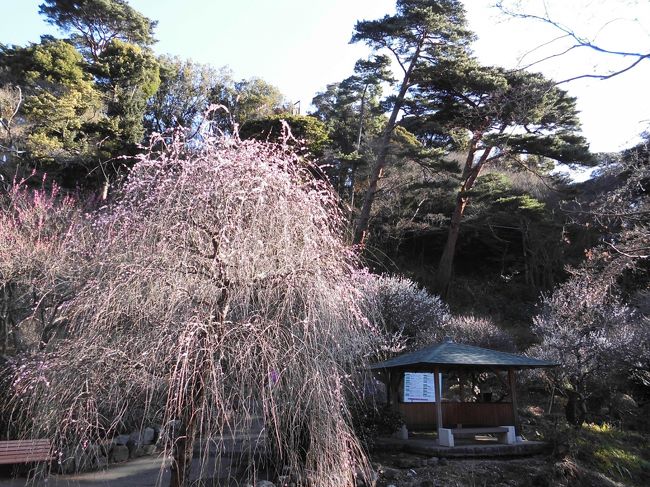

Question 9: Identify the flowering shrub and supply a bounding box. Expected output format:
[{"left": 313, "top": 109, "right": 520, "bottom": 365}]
[
  {"left": 356, "top": 272, "right": 514, "bottom": 352},
  {"left": 355, "top": 272, "right": 450, "bottom": 349},
  {"left": 443, "top": 314, "right": 515, "bottom": 351},
  {"left": 0, "top": 175, "right": 83, "bottom": 353},
  {"left": 530, "top": 273, "right": 649, "bottom": 425}
]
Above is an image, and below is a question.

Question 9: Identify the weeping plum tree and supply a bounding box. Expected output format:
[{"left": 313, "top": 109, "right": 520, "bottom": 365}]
[{"left": 4, "top": 135, "right": 378, "bottom": 486}]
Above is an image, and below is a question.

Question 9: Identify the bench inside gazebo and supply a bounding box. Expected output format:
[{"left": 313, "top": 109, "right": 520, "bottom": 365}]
[{"left": 371, "top": 338, "right": 557, "bottom": 448}]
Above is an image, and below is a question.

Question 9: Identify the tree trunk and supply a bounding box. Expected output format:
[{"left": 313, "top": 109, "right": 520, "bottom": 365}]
[
  {"left": 169, "top": 326, "right": 216, "bottom": 487},
  {"left": 434, "top": 141, "right": 493, "bottom": 297},
  {"left": 356, "top": 84, "right": 368, "bottom": 152},
  {"left": 435, "top": 191, "right": 470, "bottom": 298},
  {"left": 353, "top": 38, "right": 425, "bottom": 246},
  {"left": 170, "top": 431, "right": 191, "bottom": 487}
]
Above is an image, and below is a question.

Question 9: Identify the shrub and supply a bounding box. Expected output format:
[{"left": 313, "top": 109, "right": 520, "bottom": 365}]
[
  {"left": 0, "top": 175, "right": 84, "bottom": 353},
  {"left": 444, "top": 314, "right": 516, "bottom": 351},
  {"left": 349, "top": 401, "right": 404, "bottom": 451},
  {"left": 356, "top": 272, "right": 515, "bottom": 353},
  {"left": 530, "top": 273, "right": 649, "bottom": 425},
  {"left": 355, "top": 272, "right": 450, "bottom": 350}
]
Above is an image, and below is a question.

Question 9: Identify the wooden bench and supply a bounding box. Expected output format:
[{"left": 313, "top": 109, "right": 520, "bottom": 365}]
[
  {"left": 452, "top": 426, "right": 509, "bottom": 437},
  {"left": 439, "top": 426, "right": 516, "bottom": 447},
  {"left": 0, "top": 439, "right": 52, "bottom": 465}
]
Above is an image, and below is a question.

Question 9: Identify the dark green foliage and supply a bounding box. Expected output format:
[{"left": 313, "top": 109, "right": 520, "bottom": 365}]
[
  {"left": 92, "top": 39, "right": 160, "bottom": 151},
  {"left": 239, "top": 114, "right": 329, "bottom": 157},
  {"left": 405, "top": 61, "right": 592, "bottom": 164},
  {"left": 349, "top": 401, "right": 404, "bottom": 450},
  {"left": 311, "top": 55, "right": 394, "bottom": 203},
  {"left": 410, "top": 60, "right": 592, "bottom": 294},
  {"left": 350, "top": 0, "right": 475, "bottom": 244},
  {"left": 39, "top": 0, "right": 157, "bottom": 61},
  {"left": 312, "top": 55, "right": 392, "bottom": 154},
  {"left": 0, "top": 38, "right": 103, "bottom": 173},
  {"left": 351, "top": 0, "right": 473, "bottom": 59},
  {"left": 1, "top": 1, "right": 161, "bottom": 189},
  {"left": 36, "top": 1, "right": 161, "bottom": 176}
]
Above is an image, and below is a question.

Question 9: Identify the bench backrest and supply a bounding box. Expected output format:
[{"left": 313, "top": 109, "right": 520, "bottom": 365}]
[{"left": 0, "top": 439, "right": 52, "bottom": 465}]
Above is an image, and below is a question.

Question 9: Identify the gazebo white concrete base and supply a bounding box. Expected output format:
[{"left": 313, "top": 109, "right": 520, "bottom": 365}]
[{"left": 375, "top": 435, "right": 549, "bottom": 458}]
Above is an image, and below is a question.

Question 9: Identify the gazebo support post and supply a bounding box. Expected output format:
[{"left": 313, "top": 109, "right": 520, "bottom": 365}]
[
  {"left": 384, "top": 370, "right": 391, "bottom": 405},
  {"left": 433, "top": 366, "right": 454, "bottom": 446},
  {"left": 434, "top": 367, "right": 443, "bottom": 429},
  {"left": 508, "top": 368, "right": 520, "bottom": 437},
  {"left": 386, "top": 370, "right": 400, "bottom": 412}
]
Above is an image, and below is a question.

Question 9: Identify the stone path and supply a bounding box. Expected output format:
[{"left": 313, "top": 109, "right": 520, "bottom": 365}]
[
  {"left": 0, "top": 456, "right": 168, "bottom": 486},
  {"left": 0, "top": 428, "right": 268, "bottom": 487},
  {"left": 0, "top": 454, "right": 246, "bottom": 487}
]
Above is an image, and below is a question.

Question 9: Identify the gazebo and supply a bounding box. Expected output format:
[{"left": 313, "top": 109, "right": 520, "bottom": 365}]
[{"left": 370, "top": 338, "right": 557, "bottom": 447}]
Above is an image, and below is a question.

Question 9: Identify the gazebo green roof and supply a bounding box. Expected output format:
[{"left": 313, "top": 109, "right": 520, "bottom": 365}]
[{"left": 370, "top": 339, "right": 557, "bottom": 370}]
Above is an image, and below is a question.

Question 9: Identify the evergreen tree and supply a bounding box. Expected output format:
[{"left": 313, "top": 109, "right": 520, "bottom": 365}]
[
  {"left": 404, "top": 59, "right": 591, "bottom": 294},
  {"left": 0, "top": 38, "right": 103, "bottom": 180},
  {"left": 39, "top": 0, "right": 157, "bottom": 62},
  {"left": 311, "top": 55, "right": 392, "bottom": 203},
  {"left": 91, "top": 39, "right": 160, "bottom": 153},
  {"left": 350, "top": 0, "right": 473, "bottom": 245}
]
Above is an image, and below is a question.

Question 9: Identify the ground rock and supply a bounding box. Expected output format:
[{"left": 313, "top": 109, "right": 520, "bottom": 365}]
[
  {"left": 142, "top": 444, "right": 157, "bottom": 455},
  {"left": 143, "top": 427, "right": 155, "bottom": 445},
  {"left": 113, "top": 434, "right": 130, "bottom": 445},
  {"left": 152, "top": 424, "right": 161, "bottom": 444},
  {"left": 110, "top": 444, "right": 129, "bottom": 463},
  {"left": 428, "top": 457, "right": 439, "bottom": 466},
  {"left": 99, "top": 440, "right": 112, "bottom": 456},
  {"left": 382, "top": 466, "right": 400, "bottom": 480}
]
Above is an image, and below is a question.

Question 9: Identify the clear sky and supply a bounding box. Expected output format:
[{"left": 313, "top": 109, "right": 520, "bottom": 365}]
[{"left": 1, "top": 0, "right": 648, "bottom": 153}]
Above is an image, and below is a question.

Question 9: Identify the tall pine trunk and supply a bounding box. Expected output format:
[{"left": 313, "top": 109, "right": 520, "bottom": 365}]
[
  {"left": 352, "top": 38, "right": 425, "bottom": 246},
  {"left": 435, "top": 141, "right": 493, "bottom": 296},
  {"left": 435, "top": 192, "right": 470, "bottom": 298}
]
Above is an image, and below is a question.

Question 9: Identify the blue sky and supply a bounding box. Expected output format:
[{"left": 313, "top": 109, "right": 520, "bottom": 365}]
[{"left": 2, "top": 0, "right": 649, "bottom": 153}]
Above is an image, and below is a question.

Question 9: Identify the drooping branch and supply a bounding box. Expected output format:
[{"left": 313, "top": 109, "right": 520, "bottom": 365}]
[{"left": 496, "top": 1, "right": 650, "bottom": 84}]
